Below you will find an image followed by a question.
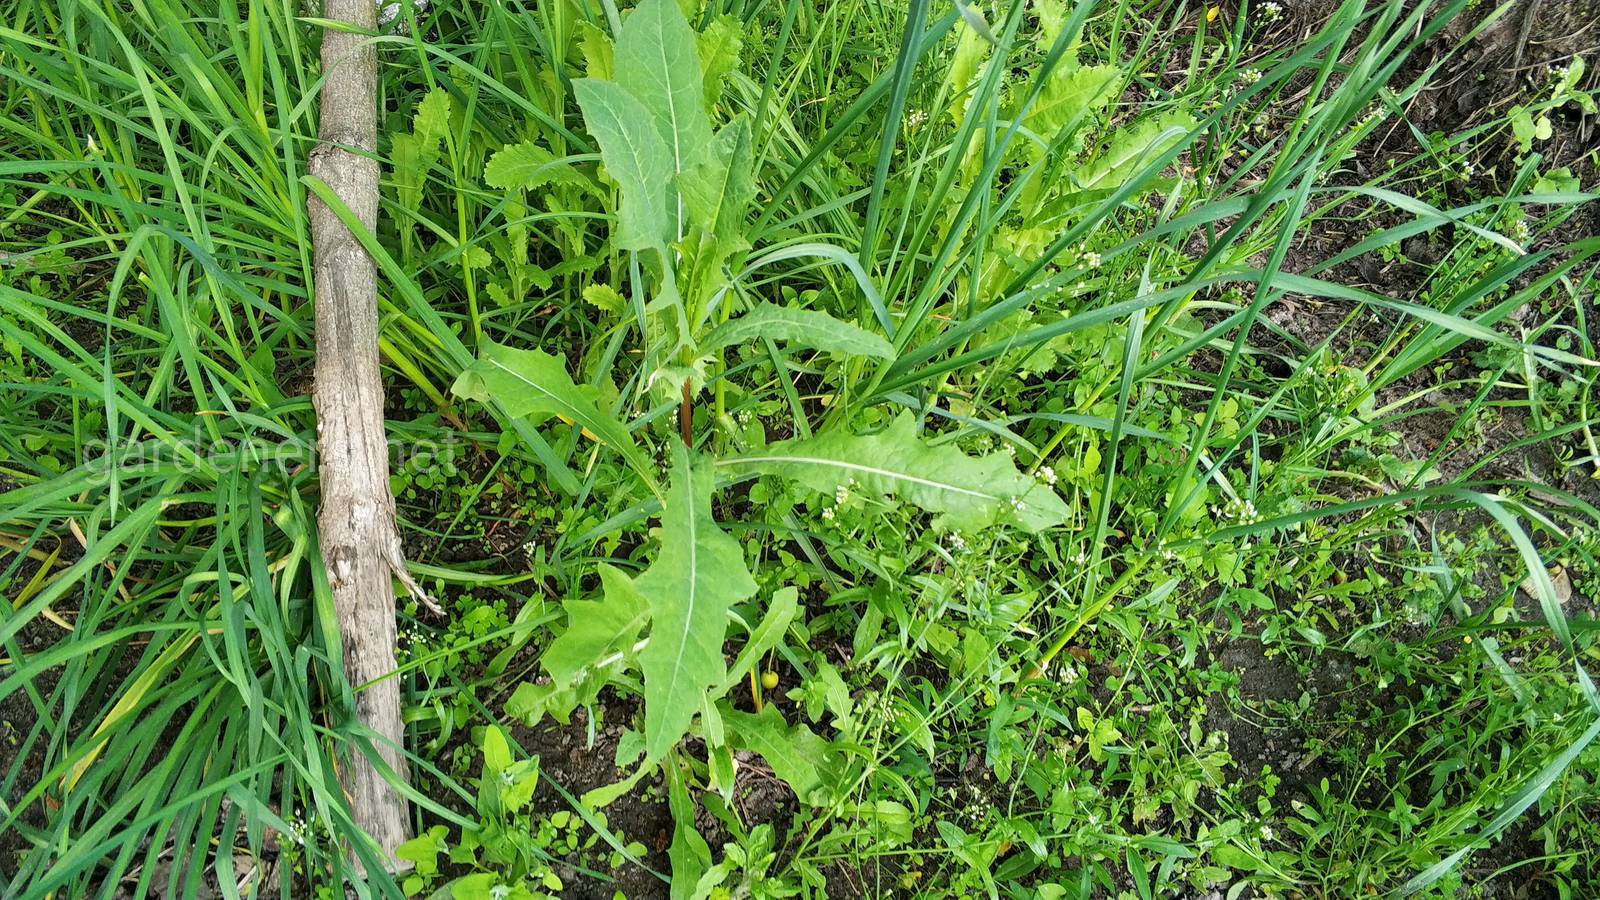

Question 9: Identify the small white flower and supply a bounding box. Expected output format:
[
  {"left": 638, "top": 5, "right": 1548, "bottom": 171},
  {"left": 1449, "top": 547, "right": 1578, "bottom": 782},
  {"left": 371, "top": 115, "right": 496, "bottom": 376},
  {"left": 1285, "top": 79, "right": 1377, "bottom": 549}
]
[
  {"left": 948, "top": 531, "right": 967, "bottom": 551},
  {"left": 835, "top": 484, "right": 850, "bottom": 505},
  {"left": 821, "top": 506, "right": 836, "bottom": 522},
  {"left": 1261, "top": 825, "right": 1275, "bottom": 842},
  {"left": 1257, "top": 1, "right": 1283, "bottom": 22},
  {"left": 1008, "top": 496, "right": 1028, "bottom": 513},
  {"left": 1239, "top": 68, "right": 1263, "bottom": 85},
  {"left": 1036, "top": 465, "right": 1058, "bottom": 486},
  {"left": 1061, "top": 665, "right": 1079, "bottom": 685},
  {"left": 1082, "top": 250, "right": 1101, "bottom": 268}
]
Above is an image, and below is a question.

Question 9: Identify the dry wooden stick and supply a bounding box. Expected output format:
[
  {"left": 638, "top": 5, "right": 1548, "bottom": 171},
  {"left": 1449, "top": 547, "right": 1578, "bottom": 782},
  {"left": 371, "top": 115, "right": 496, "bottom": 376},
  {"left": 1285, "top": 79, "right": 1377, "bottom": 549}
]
[{"left": 308, "top": 0, "right": 424, "bottom": 869}]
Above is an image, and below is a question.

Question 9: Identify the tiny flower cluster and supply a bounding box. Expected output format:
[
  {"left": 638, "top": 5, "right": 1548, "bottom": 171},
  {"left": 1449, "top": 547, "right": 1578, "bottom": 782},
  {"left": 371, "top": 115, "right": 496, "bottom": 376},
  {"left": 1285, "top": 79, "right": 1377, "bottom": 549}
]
[
  {"left": 1256, "top": 1, "right": 1283, "bottom": 22},
  {"left": 1238, "top": 68, "right": 1263, "bottom": 86},
  {"left": 821, "top": 476, "right": 862, "bottom": 522},
  {"left": 939, "top": 780, "right": 995, "bottom": 827},
  {"left": 399, "top": 622, "right": 428, "bottom": 651},
  {"left": 286, "top": 811, "right": 316, "bottom": 846},
  {"left": 1508, "top": 217, "right": 1532, "bottom": 246},
  {"left": 1213, "top": 495, "right": 1260, "bottom": 524},
  {"left": 1035, "top": 464, "right": 1058, "bottom": 486},
  {"left": 835, "top": 477, "right": 858, "bottom": 505}
]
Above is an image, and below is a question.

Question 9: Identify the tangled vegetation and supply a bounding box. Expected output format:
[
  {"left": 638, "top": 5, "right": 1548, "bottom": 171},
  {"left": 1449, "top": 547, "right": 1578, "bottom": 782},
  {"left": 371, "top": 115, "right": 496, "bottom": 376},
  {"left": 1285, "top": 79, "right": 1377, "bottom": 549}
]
[{"left": 2, "top": 0, "right": 1599, "bottom": 896}]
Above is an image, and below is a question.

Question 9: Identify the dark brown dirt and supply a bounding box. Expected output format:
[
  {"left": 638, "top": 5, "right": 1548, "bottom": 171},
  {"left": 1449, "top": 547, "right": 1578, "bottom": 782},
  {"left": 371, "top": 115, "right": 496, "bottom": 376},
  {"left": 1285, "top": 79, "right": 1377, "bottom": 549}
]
[{"left": 511, "top": 706, "right": 672, "bottom": 900}]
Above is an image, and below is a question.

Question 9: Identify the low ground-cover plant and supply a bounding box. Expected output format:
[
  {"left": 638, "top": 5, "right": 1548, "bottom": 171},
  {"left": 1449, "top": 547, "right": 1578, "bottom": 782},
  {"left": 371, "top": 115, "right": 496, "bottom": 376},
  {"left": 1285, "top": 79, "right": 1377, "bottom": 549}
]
[{"left": 1, "top": 0, "right": 1599, "bottom": 897}]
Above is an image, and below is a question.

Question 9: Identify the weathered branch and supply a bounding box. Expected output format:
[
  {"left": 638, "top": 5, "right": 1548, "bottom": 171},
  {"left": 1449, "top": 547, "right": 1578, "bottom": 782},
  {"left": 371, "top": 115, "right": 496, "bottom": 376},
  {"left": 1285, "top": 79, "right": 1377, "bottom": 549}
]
[{"left": 309, "top": 0, "right": 414, "bottom": 869}]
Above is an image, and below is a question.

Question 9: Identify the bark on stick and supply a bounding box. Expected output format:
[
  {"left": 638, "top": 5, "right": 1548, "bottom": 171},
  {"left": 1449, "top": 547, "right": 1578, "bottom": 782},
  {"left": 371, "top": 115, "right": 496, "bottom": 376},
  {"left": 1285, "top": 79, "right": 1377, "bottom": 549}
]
[{"left": 309, "top": 0, "right": 415, "bottom": 867}]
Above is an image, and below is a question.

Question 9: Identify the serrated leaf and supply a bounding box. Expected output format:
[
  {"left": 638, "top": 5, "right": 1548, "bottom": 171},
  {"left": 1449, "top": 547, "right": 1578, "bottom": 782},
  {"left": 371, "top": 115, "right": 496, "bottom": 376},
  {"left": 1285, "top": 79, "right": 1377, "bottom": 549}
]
[
  {"left": 616, "top": 0, "right": 714, "bottom": 181},
  {"left": 637, "top": 444, "right": 757, "bottom": 759},
  {"left": 702, "top": 302, "right": 894, "bottom": 359},
  {"left": 721, "top": 705, "right": 838, "bottom": 804},
  {"left": 947, "top": 24, "right": 990, "bottom": 127},
  {"left": 584, "top": 283, "right": 628, "bottom": 316},
  {"left": 391, "top": 132, "right": 426, "bottom": 214},
  {"left": 1031, "top": 0, "right": 1069, "bottom": 45},
  {"left": 577, "top": 21, "right": 613, "bottom": 79},
  {"left": 1026, "top": 62, "right": 1119, "bottom": 139},
  {"left": 574, "top": 78, "right": 674, "bottom": 253},
  {"left": 697, "top": 15, "right": 743, "bottom": 107},
  {"left": 1078, "top": 110, "right": 1195, "bottom": 192},
  {"left": 483, "top": 141, "right": 587, "bottom": 192},
  {"left": 451, "top": 340, "right": 655, "bottom": 488},
  {"left": 414, "top": 88, "right": 453, "bottom": 150},
  {"left": 542, "top": 564, "right": 650, "bottom": 691},
  {"left": 678, "top": 117, "right": 754, "bottom": 258},
  {"left": 719, "top": 412, "right": 1069, "bottom": 532}
]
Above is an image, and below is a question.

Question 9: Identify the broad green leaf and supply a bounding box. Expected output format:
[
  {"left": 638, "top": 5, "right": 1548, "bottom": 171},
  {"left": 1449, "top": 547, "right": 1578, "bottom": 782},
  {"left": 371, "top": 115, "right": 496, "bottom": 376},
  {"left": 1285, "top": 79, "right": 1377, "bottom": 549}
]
[
  {"left": 697, "top": 15, "right": 744, "bottom": 107},
  {"left": 637, "top": 444, "right": 757, "bottom": 759},
  {"left": 481, "top": 725, "right": 511, "bottom": 776},
  {"left": 483, "top": 141, "right": 587, "bottom": 192},
  {"left": 395, "top": 826, "right": 448, "bottom": 877},
  {"left": 449, "top": 873, "right": 499, "bottom": 900},
  {"left": 1025, "top": 62, "right": 1119, "bottom": 140},
  {"left": 541, "top": 564, "right": 651, "bottom": 690},
  {"left": 451, "top": 340, "right": 656, "bottom": 489},
  {"left": 1078, "top": 110, "right": 1195, "bottom": 192},
  {"left": 701, "top": 302, "right": 894, "bottom": 360},
  {"left": 678, "top": 116, "right": 754, "bottom": 261},
  {"left": 615, "top": 0, "right": 714, "bottom": 179},
  {"left": 573, "top": 78, "right": 674, "bottom": 253},
  {"left": 721, "top": 705, "right": 838, "bottom": 804},
  {"left": 719, "top": 412, "right": 1069, "bottom": 532}
]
